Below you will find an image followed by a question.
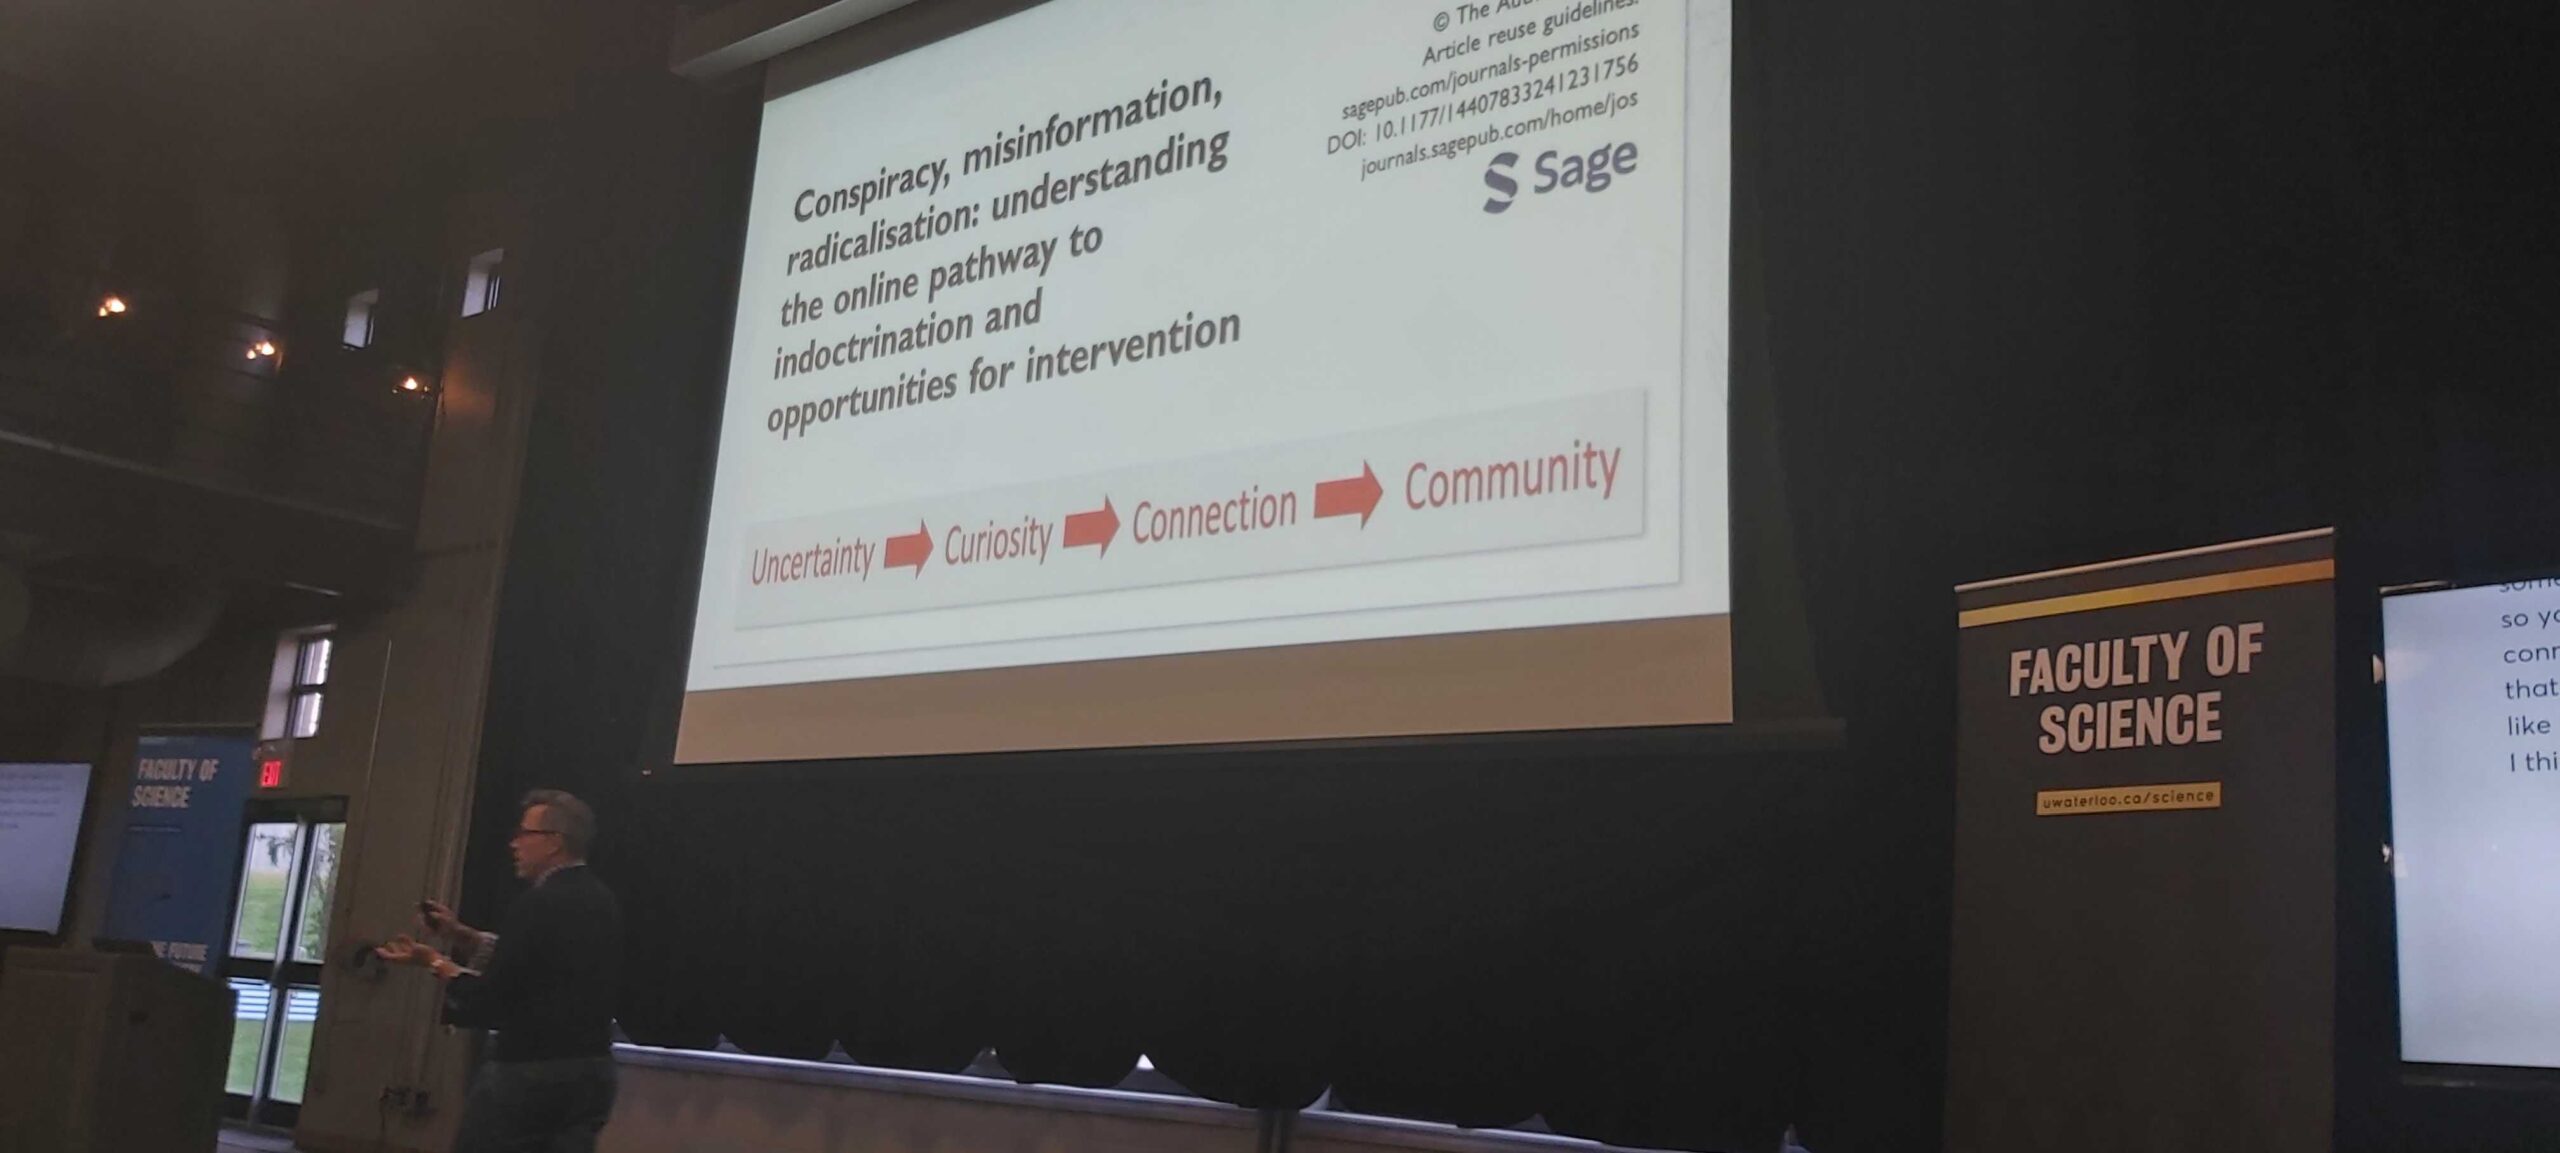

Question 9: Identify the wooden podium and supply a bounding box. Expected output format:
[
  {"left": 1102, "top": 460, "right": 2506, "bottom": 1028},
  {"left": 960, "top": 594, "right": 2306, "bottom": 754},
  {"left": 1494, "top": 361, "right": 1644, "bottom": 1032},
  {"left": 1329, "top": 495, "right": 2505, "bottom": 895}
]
[{"left": 0, "top": 946, "right": 236, "bottom": 1153}]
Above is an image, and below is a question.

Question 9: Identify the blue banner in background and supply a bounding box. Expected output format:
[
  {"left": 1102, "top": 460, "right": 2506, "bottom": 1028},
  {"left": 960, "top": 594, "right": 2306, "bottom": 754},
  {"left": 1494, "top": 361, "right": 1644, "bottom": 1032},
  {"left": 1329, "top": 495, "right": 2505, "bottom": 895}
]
[{"left": 101, "top": 731, "right": 257, "bottom": 973}]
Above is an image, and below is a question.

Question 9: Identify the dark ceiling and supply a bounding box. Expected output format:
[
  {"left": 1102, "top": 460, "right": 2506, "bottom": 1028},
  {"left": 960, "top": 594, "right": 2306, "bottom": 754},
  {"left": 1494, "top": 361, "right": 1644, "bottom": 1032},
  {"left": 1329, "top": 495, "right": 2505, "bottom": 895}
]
[
  {"left": 0, "top": 0, "right": 715, "bottom": 683},
  {"left": 0, "top": 0, "right": 709, "bottom": 183}
]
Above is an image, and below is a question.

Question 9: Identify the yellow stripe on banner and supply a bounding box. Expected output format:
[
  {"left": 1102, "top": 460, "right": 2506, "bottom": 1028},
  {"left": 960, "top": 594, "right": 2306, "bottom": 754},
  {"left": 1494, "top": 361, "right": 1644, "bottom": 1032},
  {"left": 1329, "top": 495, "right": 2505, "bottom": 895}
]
[
  {"left": 2036, "top": 781, "right": 2223, "bottom": 817},
  {"left": 1958, "top": 559, "right": 2333, "bottom": 628}
]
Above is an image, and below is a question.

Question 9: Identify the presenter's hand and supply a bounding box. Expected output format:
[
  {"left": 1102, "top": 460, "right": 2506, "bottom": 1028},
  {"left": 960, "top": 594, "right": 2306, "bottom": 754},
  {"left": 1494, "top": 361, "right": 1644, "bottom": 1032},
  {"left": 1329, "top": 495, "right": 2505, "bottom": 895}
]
[
  {"left": 375, "top": 934, "right": 422, "bottom": 965},
  {"left": 376, "top": 935, "right": 439, "bottom": 967},
  {"left": 376, "top": 936, "right": 465, "bottom": 979},
  {"left": 416, "top": 899, "right": 475, "bottom": 941}
]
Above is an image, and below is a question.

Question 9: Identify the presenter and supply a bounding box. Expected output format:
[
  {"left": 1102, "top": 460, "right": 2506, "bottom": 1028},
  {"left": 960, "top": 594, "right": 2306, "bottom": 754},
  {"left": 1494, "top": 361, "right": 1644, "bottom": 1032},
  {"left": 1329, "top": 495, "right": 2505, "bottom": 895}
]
[{"left": 377, "top": 790, "right": 624, "bottom": 1153}]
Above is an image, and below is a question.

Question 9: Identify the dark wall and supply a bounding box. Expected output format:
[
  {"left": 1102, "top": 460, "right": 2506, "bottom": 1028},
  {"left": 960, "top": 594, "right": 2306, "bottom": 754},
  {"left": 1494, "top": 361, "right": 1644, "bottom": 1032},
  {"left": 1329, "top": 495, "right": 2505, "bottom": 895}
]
[
  {"left": 465, "top": 0, "right": 2560, "bottom": 1150},
  {"left": 0, "top": 676, "right": 114, "bottom": 764}
]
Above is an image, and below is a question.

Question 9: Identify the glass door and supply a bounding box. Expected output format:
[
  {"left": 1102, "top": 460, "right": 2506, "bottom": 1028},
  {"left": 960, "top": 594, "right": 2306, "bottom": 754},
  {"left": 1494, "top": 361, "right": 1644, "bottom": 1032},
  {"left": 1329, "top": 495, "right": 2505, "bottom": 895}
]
[{"left": 221, "top": 799, "right": 345, "bottom": 1129}]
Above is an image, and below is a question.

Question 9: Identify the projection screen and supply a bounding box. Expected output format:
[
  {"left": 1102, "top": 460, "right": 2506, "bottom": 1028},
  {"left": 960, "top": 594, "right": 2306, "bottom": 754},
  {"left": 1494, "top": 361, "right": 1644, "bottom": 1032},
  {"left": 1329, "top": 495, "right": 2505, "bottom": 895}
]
[{"left": 679, "top": 0, "right": 1734, "bottom": 763}]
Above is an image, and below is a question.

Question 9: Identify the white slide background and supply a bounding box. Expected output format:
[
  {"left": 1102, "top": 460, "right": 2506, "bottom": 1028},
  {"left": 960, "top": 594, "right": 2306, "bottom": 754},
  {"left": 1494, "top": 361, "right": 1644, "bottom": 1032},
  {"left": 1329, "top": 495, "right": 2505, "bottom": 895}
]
[
  {"left": 2386, "top": 581, "right": 2560, "bottom": 1067},
  {"left": 687, "top": 0, "right": 1730, "bottom": 694}
]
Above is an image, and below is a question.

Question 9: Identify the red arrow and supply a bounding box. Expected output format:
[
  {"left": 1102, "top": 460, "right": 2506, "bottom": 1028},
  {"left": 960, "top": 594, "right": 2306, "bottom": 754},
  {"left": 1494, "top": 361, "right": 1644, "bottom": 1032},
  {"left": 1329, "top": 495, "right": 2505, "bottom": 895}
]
[
  {"left": 1315, "top": 463, "right": 1383, "bottom": 527},
  {"left": 884, "top": 522, "right": 932, "bottom": 575},
  {"left": 1063, "top": 497, "right": 1119, "bottom": 556}
]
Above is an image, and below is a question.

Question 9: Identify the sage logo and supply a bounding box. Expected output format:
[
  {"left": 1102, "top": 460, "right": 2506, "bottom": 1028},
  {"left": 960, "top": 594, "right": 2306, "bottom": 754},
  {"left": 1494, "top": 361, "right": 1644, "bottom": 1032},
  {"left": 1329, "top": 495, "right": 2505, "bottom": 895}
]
[
  {"left": 1482, "top": 141, "right": 1644, "bottom": 215},
  {"left": 1482, "top": 151, "right": 1522, "bottom": 214}
]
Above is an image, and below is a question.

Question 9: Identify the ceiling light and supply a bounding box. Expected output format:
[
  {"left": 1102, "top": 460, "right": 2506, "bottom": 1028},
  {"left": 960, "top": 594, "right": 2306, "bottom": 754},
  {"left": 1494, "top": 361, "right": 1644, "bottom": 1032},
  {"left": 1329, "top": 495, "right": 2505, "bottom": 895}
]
[{"left": 98, "top": 295, "right": 128, "bottom": 317}]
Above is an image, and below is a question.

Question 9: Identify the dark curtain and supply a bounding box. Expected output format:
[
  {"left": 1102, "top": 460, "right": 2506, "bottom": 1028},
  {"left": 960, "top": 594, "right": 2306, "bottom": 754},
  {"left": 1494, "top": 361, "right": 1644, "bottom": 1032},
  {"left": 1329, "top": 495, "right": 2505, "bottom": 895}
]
[{"left": 601, "top": 741, "right": 1859, "bottom": 1153}]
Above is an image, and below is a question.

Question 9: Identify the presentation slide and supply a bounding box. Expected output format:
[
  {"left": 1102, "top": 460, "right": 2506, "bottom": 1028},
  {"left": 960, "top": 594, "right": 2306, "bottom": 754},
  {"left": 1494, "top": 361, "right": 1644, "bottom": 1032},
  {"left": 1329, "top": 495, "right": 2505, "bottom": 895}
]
[
  {"left": 681, "top": 0, "right": 1732, "bottom": 763},
  {"left": 2384, "top": 579, "right": 2560, "bottom": 1068},
  {"left": 0, "top": 762, "right": 92, "bottom": 933}
]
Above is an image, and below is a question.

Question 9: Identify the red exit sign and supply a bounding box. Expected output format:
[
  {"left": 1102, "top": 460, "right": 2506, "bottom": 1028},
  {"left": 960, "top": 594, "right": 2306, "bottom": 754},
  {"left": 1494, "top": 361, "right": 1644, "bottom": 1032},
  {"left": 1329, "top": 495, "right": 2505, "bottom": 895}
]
[{"left": 253, "top": 739, "right": 292, "bottom": 789}]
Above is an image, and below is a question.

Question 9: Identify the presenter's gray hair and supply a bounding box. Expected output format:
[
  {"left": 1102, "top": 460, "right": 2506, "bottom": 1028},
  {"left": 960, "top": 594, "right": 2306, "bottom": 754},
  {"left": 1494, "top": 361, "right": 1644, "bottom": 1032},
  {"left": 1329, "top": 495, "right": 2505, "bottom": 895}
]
[{"left": 521, "top": 789, "right": 597, "bottom": 857}]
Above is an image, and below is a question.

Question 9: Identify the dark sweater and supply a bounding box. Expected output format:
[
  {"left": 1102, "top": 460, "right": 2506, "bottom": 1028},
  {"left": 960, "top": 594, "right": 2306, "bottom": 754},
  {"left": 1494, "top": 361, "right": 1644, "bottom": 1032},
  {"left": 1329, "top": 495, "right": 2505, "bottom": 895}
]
[{"left": 445, "top": 864, "right": 622, "bottom": 1062}]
